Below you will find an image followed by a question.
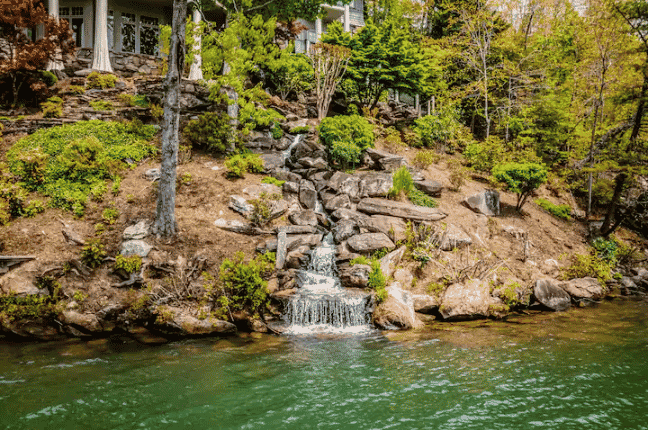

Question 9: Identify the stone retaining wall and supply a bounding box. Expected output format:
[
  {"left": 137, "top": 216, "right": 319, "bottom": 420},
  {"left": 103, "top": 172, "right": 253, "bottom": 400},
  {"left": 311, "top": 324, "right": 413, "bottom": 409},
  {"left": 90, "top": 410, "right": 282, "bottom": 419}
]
[{"left": 67, "top": 48, "right": 163, "bottom": 77}]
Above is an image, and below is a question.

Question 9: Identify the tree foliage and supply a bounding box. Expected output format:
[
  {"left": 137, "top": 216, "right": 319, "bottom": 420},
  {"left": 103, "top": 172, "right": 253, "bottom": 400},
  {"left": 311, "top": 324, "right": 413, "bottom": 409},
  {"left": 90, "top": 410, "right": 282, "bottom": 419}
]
[
  {"left": 0, "top": 0, "right": 75, "bottom": 105},
  {"left": 492, "top": 162, "right": 548, "bottom": 211}
]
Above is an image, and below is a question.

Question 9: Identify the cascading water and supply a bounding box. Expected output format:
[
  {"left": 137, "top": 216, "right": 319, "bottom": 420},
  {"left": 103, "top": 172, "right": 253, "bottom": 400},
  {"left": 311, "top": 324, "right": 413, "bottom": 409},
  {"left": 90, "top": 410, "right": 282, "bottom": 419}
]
[
  {"left": 284, "top": 235, "right": 374, "bottom": 334},
  {"left": 282, "top": 134, "right": 303, "bottom": 163}
]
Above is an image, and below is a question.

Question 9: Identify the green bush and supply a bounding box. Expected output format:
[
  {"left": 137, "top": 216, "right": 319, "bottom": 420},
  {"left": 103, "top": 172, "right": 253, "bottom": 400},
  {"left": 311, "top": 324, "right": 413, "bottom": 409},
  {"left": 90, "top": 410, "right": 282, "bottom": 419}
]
[
  {"left": 266, "top": 50, "right": 314, "bottom": 100},
  {"left": 261, "top": 176, "right": 285, "bottom": 187},
  {"left": 225, "top": 153, "right": 264, "bottom": 178},
  {"left": 219, "top": 251, "right": 275, "bottom": 316},
  {"left": 492, "top": 162, "right": 548, "bottom": 211},
  {"left": 102, "top": 206, "right": 119, "bottom": 224},
  {"left": 289, "top": 126, "right": 310, "bottom": 134},
  {"left": 592, "top": 236, "right": 618, "bottom": 263},
  {"left": 412, "top": 113, "right": 453, "bottom": 148},
  {"left": 560, "top": 253, "right": 613, "bottom": 285},
  {"left": 90, "top": 100, "right": 114, "bottom": 111},
  {"left": 114, "top": 254, "right": 142, "bottom": 274},
  {"left": 23, "top": 200, "right": 45, "bottom": 217},
  {"left": 447, "top": 158, "right": 467, "bottom": 191},
  {"left": 388, "top": 166, "right": 414, "bottom": 198},
  {"left": 183, "top": 112, "right": 233, "bottom": 154},
  {"left": 0, "top": 182, "right": 27, "bottom": 217},
  {"left": 40, "top": 70, "right": 58, "bottom": 87},
  {"left": 368, "top": 260, "right": 388, "bottom": 303},
  {"left": 68, "top": 85, "right": 85, "bottom": 95},
  {"left": 0, "top": 292, "right": 62, "bottom": 322},
  {"left": 408, "top": 188, "right": 437, "bottom": 208},
  {"left": 41, "top": 96, "right": 63, "bottom": 118},
  {"left": 270, "top": 122, "right": 283, "bottom": 139},
  {"left": 81, "top": 239, "right": 107, "bottom": 269},
  {"left": 118, "top": 93, "right": 136, "bottom": 106},
  {"left": 86, "top": 72, "right": 118, "bottom": 89},
  {"left": 7, "top": 120, "right": 156, "bottom": 215},
  {"left": 319, "top": 115, "right": 374, "bottom": 169},
  {"left": 535, "top": 198, "right": 571, "bottom": 220},
  {"left": 463, "top": 136, "right": 508, "bottom": 172},
  {"left": 413, "top": 150, "right": 438, "bottom": 169}
]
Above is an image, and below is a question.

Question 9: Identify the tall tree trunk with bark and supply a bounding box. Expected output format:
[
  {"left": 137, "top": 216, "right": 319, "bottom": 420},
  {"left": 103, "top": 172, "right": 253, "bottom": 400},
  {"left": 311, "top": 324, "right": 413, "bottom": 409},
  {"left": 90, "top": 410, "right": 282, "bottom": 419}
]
[{"left": 155, "top": 0, "right": 187, "bottom": 237}]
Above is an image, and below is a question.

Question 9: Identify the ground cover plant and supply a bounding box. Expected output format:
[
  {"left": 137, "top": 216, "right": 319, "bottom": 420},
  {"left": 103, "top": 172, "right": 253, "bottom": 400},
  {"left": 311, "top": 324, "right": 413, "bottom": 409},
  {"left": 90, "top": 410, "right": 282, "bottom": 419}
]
[{"left": 6, "top": 120, "right": 156, "bottom": 216}]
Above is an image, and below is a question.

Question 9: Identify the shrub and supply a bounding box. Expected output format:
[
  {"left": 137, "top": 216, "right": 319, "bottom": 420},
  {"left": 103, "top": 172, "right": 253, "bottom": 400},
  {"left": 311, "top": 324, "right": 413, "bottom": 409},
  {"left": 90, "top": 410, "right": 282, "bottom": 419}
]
[
  {"left": 118, "top": 93, "right": 136, "bottom": 106},
  {"left": 289, "top": 126, "right": 310, "bottom": 134},
  {"left": 492, "top": 162, "right": 548, "bottom": 211},
  {"left": 114, "top": 254, "right": 142, "bottom": 274},
  {"left": 81, "top": 239, "right": 107, "bottom": 268},
  {"left": 388, "top": 166, "right": 414, "bottom": 198},
  {"left": 149, "top": 104, "right": 163, "bottom": 119},
  {"left": 225, "top": 153, "right": 264, "bottom": 178},
  {"left": 368, "top": 260, "right": 388, "bottom": 303},
  {"left": 382, "top": 127, "right": 406, "bottom": 152},
  {"left": 40, "top": 70, "right": 58, "bottom": 87},
  {"left": 86, "top": 72, "right": 118, "bottom": 89},
  {"left": 412, "top": 108, "right": 464, "bottom": 150},
  {"left": 535, "top": 198, "right": 571, "bottom": 220},
  {"left": 102, "top": 206, "right": 119, "bottom": 224},
  {"left": 319, "top": 115, "right": 374, "bottom": 169},
  {"left": 463, "top": 136, "right": 509, "bottom": 172},
  {"left": 68, "top": 85, "right": 85, "bottom": 95},
  {"left": 41, "top": 96, "right": 63, "bottom": 118},
  {"left": 183, "top": 112, "right": 233, "bottom": 154},
  {"left": 270, "top": 122, "right": 283, "bottom": 139},
  {"left": 0, "top": 181, "right": 27, "bottom": 217},
  {"left": 111, "top": 176, "right": 121, "bottom": 196},
  {"left": 408, "top": 188, "right": 437, "bottom": 208},
  {"left": 592, "top": 236, "right": 618, "bottom": 263},
  {"left": 23, "top": 200, "right": 45, "bottom": 217},
  {"left": 219, "top": 251, "right": 275, "bottom": 316},
  {"left": 7, "top": 120, "right": 156, "bottom": 215},
  {"left": 447, "top": 159, "right": 467, "bottom": 191},
  {"left": 560, "top": 253, "right": 613, "bottom": 285},
  {"left": 413, "top": 150, "right": 438, "bottom": 169},
  {"left": 0, "top": 292, "right": 62, "bottom": 322},
  {"left": 261, "top": 176, "right": 285, "bottom": 187},
  {"left": 89, "top": 100, "right": 114, "bottom": 111}
]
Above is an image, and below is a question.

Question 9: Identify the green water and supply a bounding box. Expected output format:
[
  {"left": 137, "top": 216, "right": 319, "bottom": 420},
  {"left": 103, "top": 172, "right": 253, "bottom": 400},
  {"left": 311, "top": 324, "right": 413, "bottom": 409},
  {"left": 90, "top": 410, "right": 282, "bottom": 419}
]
[{"left": 1, "top": 299, "right": 647, "bottom": 430}]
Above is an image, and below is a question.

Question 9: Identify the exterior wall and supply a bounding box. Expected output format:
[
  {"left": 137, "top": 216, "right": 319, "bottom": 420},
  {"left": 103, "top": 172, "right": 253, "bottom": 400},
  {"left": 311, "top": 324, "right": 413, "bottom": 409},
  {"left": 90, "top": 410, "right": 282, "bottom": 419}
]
[{"left": 72, "top": 48, "right": 162, "bottom": 76}]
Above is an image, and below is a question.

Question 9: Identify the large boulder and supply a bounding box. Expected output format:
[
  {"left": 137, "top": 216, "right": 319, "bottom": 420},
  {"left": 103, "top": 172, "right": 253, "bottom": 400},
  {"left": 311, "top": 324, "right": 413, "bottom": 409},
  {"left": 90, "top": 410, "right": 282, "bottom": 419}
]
[
  {"left": 165, "top": 309, "right": 237, "bottom": 335},
  {"left": 123, "top": 220, "right": 150, "bottom": 241},
  {"left": 533, "top": 278, "right": 572, "bottom": 311},
  {"left": 379, "top": 246, "right": 406, "bottom": 279},
  {"left": 289, "top": 210, "right": 319, "bottom": 226},
  {"left": 357, "top": 198, "right": 447, "bottom": 222},
  {"left": 373, "top": 283, "right": 423, "bottom": 329},
  {"left": 120, "top": 240, "right": 152, "bottom": 257},
  {"left": 324, "top": 194, "right": 352, "bottom": 211},
  {"left": 0, "top": 261, "right": 46, "bottom": 297},
  {"left": 439, "top": 279, "right": 504, "bottom": 320},
  {"left": 412, "top": 294, "right": 439, "bottom": 314},
  {"left": 60, "top": 310, "right": 103, "bottom": 336},
  {"left": 347, "top": 233, "right": 395, "bottom": 253},
  {"left": 439, "top": 224, "right": 473, "bottom": 251},
  {"left": 365, "top": 215, "right": 408, "bottom": 242},
  {"left": 229, "top": 195, "right": 254, "bottom": 218},
  {"left": 415, "top": 180, "right": 443, "bottom": 197},
  {"left": 333, "top": 219, "right": 359, "bottom": 242},
  {"left": 299, "top": 180, "right": 317, "bottom": 210},
  {"left": 465, "top": 190, "right": 500, "bottom": 216},
  {"left": 339, "top": 264, "right": 371, "bottom": 288},
  {"left": 359, "top": 173, "right": 392, "bottom": 197},
  {"left": 560, "top": 277, "right": 605, "bottom": 300}
]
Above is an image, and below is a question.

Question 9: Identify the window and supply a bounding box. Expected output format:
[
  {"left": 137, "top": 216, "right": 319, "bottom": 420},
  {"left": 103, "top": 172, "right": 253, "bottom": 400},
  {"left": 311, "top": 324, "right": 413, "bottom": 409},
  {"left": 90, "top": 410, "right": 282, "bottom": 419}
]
[
  {"left": 121, "top": 13, "right": 136, "bottom": 53},
  {"left": 60, "top": 6, "right": 83, "bottom": 47},
  {"left": 140, "top": 16, "right": 159, "bottom": 56}
]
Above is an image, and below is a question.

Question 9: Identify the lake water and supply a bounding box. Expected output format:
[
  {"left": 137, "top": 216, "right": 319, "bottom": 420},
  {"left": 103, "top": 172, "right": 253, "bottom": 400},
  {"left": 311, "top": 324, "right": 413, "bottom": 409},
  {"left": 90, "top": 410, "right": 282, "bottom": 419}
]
[{"left": 1, "top": 299, "right": 647, "bottom": 430}]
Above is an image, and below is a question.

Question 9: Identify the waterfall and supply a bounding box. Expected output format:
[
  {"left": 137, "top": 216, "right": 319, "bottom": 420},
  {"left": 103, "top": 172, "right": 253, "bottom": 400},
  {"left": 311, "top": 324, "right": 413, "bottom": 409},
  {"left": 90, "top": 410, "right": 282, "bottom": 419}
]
[
  {"left": 282, "top": 134, "right": 303, "bottom": 163},
  {"left": 284, "top": 235, "right": 374, "bottom": 334}
]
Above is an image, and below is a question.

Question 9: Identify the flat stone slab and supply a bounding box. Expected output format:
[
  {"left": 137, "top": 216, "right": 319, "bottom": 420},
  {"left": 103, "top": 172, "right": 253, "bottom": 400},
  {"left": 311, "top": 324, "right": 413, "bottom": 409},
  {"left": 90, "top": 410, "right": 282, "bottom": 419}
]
[
  {"left": 347, "top": 232, "right": 395, "bottom": 253},
  {"left": 357, "top": 198, "right": 447, "bottom": 222}
]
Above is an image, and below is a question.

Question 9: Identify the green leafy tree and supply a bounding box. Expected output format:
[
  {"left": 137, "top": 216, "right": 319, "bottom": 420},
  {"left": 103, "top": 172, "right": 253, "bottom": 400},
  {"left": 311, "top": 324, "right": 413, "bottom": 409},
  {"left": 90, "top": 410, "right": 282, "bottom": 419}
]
[
  {"left": 492, "top": 162, "right": 548, "bottom": 211},
  {"left": 322, "top": 19, "right": 425, "bottom": 110},
  {"left": 265, "top": 47, "right": 313, "bottom": 100}
]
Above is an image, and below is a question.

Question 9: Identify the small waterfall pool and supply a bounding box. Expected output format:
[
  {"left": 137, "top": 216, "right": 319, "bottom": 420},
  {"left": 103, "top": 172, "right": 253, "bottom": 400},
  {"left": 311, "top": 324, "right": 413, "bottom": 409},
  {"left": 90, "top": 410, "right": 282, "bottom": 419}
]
[{"left": 283, "top": 235, "right": 374, "bottom": 335}]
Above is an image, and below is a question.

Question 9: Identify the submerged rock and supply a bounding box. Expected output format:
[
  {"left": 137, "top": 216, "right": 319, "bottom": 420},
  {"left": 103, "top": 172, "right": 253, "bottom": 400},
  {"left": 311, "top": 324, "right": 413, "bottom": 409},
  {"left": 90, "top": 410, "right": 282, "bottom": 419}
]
[{"left": 373, "top": 283, "right": 423, "bottom": 329}]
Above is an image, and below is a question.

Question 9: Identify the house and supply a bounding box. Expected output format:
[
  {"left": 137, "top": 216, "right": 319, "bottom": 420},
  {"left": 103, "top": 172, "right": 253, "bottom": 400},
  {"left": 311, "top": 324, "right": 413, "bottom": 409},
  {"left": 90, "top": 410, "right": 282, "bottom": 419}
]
[
  {"left": 44, "top": 0, "right": 363, "bottom": 77},
  {"left": 45, "top": 0, "right": 207, "bottom": 77},
  {"left": 295, "top": 1, "right": 365, "bottom": 54}
]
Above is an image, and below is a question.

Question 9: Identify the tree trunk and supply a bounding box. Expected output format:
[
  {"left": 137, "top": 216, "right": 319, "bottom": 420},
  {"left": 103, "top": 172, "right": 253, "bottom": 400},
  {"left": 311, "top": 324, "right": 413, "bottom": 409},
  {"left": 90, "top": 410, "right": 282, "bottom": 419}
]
[
  {"left": 91, "top": 0, "right": 113, "bottom": 72},
  {"left": 155, "top": 0, "right": 186, "bottom": 238}
]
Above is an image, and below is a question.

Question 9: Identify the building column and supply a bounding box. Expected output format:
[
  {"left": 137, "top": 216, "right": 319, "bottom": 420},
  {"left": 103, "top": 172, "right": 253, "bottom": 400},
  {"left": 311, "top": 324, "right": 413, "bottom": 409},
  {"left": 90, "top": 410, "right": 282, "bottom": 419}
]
[
  {"left": 344, "top": 4, "right": 350, "bottom": 32},
  {"left": 188, "top": 8, "right": 203, "bottom": 80},
  {"left": 91, "top": 0, "right": 114, "bottom": 72},
  {"left": 315, "top": 18, "right": 322, "bottom": 41},
  {"left": 46, "top": 0, "right": 64, "bottom": 71}
]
